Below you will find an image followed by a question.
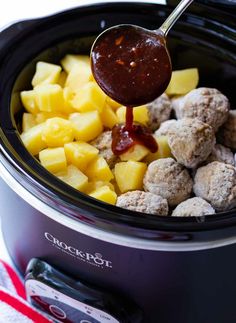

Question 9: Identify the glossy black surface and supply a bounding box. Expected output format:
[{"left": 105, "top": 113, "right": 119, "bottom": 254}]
[{"left": 0, "top": 1, "right": 235, "bottom": 240}]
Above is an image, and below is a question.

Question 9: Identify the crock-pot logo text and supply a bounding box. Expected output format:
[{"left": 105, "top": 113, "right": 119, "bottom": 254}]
[{"left": 44, "top": 233, "right": 112, "bottom": 269}]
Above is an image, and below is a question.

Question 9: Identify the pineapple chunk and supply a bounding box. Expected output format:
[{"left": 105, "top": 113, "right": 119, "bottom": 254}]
[
  {"left": 71, "top": 82, "right": 106, "bottom": 113},
  {"left": 86, "top": 180, "right": 115, "bottom": 193},
  {"left": 34, "top": 84, "right": 64, "bottom": 113},
  {"left": 120, "top": 144, "right": 149, "bottom": 161},
  {"left": 101, "top": 104, "right": 119, "bottom": 129},
  {"left": 106, "top": 97, "right": 122, "bottom": 110},
  {"left": 85, "top": 156, "right": 114, "bottom": 182},
  {"left": 61, "top": 54, "right": 90, "bottom": 74},
  {"left": 20, "top": 90, "right": 39, "bottom": 114},
  {"left": 165, "top": 68, "right": 199, "bottom": 96},
  {"left": 39, "top": 147, "right": 67, "bottom": 173},
  {"left": 114, "top": 161, "right": 147, "bottom": 193},
  {"left": 32, "top": 62, "right": 62, "bottom": 87},
  {"left": 55, "top": 164, "right": 88, "bottom": 192},
  {"left": 35, "top": 112, "right": 67, "bottom": 124},
  {"left": 20, "top": 123, "right": 47, "bottom": 156},
  {"left": 65, "top": 65, "right": 93, "bottom": 93},
  {"left": 22, "top": 113, "right": 37, "bottom": 132},
  {"left": 63, "top": 87, "right": 76, "bottom": 114},
  {"left": 69, "top": 111, "right": 103, "bottom": 142},
  {"left": 64, "top": 141, "right": 98, "bottom": 171},
  {"left": 89, "top": 186, "right": 117, "bottom": 205},
  {"left": 57, "top": 71, "right": 67, "bottom": 87},
  {"left": 42, "top": 117, "right": 74, "bottom": 147},
  {"left": 145, "top": 136, "right": 172, "bottom": 163},
  {"left": 116, "top": 105, "right": 149, "bottom": 125}
]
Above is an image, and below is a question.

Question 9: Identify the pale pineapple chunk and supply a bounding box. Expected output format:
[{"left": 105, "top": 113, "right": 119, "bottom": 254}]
[
  {"left": 22, "top": 113, "right": 37, "bottom": 132},
  {"left": 85, "top": 156, "right": 114, "bottom": 182},
  {"left": 65, "top": 65, "right": 93, "bottom": 93},
  {"left": 86, "top": 180, "right": 115, "bottom": 193},
  {"left": 145, "top": 136, "right": 172, "bottom": 163},
  {"left": 34, "top": 84, "right": 64, "bottom": 112},
  {"left": 116, "top": 105, "right": 149, "bottom": 125},
  {"left": 36, "top": 112, "right": 67, "bottom": 124},
  {"left": 55, "top": 164, "right": 88, "bottom": 192},
  {"left": 32, "top": 62, "right": 62, "bottom": 87},
  {"left": 71, "top": 82, "right": 106, "bottom": 113},
  {"left": 69, "top": 111, "right": 103, "bottom": 142},
  {"left": 39, "top": 147, "right": 67, "bottom": 173},
  {"left": 106, "top": 97, "right": 122, "bottom": 110},
  {"left": 57, "top": 71, "right": 67, "bottom": 87},
  {"left": 100, "top": 104, "right": 119, "bottom": 129},
  {"left": 114, "top": 161, "right": 147, "bottom": 193},
  {"left": 20, "top": 90, "right": 39, "bottom": 114},
  {"left": 89, "top": 186, "right": 117, "bottom": 205},
  {"left": 64, "top": 141, "right": 98, "bottom": 171},
  {"left": 42, "top": 117, "right": 74, "bottom": 147},
  {"left": 20, "top": 123, "right": 47, "bottom": 156},
  {"left": 61, "top": 54, "right": 90, "bottom": 73},
  {"left": 120, "top": 144, "right": 149, "bottom": 161},
  {"left": 165, "top": 68, "right": 199, "bottom": 96}
]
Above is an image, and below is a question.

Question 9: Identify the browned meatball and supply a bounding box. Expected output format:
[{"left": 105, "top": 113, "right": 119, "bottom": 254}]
[
  {"left": 90, "top": 131, "right": 119, "bottom": 168},
  {"left": 154, "top": 119, "right": 177, "bottom": 137},
  {"left": 146, "top": 93, "right": 172, "bottom": 131},
  {"left": 143, "top": 158, "right": 193, "bottom": 206},
  {"left": 172, "top": 197, "right": 215, "bottom": 217},
  {"left": 217, "top": 110, "right": 236, "bottom": 150},
  {"left": 172, "top": 88, "right": 230, "bottom": 132},
  {"left": 116, "top": 190, "right": 168, "bottom": 216},
  {"left": 168, "top": 118, "right": 215, "bottom": 168},
  {"left": 193, "top": 161, "right": 236, "bottom": 211},
  {"left": 206, "top": 144, "right": 235, "bottom": 166}
]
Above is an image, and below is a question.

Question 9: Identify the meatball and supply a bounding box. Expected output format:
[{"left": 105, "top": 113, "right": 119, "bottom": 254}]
[
  {"left": 143, "top": 158, "right": 193, "bottom": 206},
  {"left": 90, "top": 131, "right": 119, "bottom": 168},
  {"left": 172, "top": 197, "right": 215, "bottom": 217},
  {"left": 116, "top": 190, "right": 168, "bottom": 216},
  {"left": 193, "top": 161, "right": 236, "bottom": 211},
  {"left": 171, "top": 95, "right": 185, "bottom": 119},
  {"left": 172, "top": 88, "right": 230, "bottom": 132},
  {"left": 154, "top": 119, "right": 177, "bottom": 137},
  {"left": 206, "top": 144, "right": 235, "bottom": 166},
  {"left": 147, "top": 93, "right": 172, "bottom": 131},
  {"left": 168, "top": 118, "right": 215, "bottom": 168},
  {"left": 217, "top": 110, "right": 236, "bottom": 150}
]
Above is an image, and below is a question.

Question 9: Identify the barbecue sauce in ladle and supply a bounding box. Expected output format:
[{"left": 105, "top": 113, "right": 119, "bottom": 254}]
[{"left": 91, "top": 0, "right": 194, "bottom": 155}]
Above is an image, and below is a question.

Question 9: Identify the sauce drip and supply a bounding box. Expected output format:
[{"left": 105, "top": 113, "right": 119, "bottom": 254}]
[{"left": 91, "top": 25, "right": 172, "bottom": 155}]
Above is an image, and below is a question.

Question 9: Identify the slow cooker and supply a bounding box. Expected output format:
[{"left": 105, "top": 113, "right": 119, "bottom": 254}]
[{"left": 0, "top": 1, "right": 235, "bottom": 322}]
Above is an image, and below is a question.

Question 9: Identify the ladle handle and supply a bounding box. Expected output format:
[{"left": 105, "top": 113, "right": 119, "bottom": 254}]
[{"left": 159, "top": 0, "right": 194, "bottom": 36}]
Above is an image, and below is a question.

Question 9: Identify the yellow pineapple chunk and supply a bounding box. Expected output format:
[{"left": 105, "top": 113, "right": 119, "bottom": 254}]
[
  {"left": 116, "top": 105, "right": 149, "bottom": 125},
  {"left": 39, "top": 147, "right": 67, "bottom": 173},
  {"left": 22, "top": 113, "right": 37, "bottom": 132},
  {"left": 69, "top": 111, "right": 103, "bottom": 142},
  {"left": 61, "top": 54, "right": 90, "bottom": 73},
  {"left": 101, "top": 104, "right": 119, "bottom": 129},
  {"left": 34, "top": 84, "right": 64, "bottom": 113},
  {"left": 165, "top": 68, "right": 199, "bottom": 96},
  {"left": 20, "top": 123, "right": 47, "bottom": 156},
  {"left": 63, "top": 87, "right": 76, "bottom": 114},
  {"left": 42, "top": 117, "right": 74, "bottom": 147},
  {"left": 106, "top": 97, "right": 122, "bottom": 110},
  {"left": 145, "top": 136, "right": 172, "bottom": 163},
  {"left": 120, "top": 144, "right": 149, "bottom": 161},
  {"left": 89, "top": 186, "right": 117, "bottom": 205},
  {"left": 85, "top": 156, "right": 114, "bottom": 182},
  {"left": 20, "top": 90, "right": 39, "bottom": 114},
  {"left": 65, "top": 65, "right": 93, "bottom": 93},
  {"left": 114, "top": 161, "right": 147, "bottom": 193},
  {"left": 64, "top": 141, "right": 98, "bottom": 171},
  {"left": 57, "top": 71, "right": 67, "bottom": 87},
  {"left": 86, "top": 180, "right": 115, "bottom": 193},
  {"left": 35, "top": 112, "right": 67, "bottom": 124},
  {"left": 71, "top": 82, "right": 106, "bottom": 113},
  {"left": 32, "top": 62, "right": 62, "bottom": 87},
  {"left": 55, "top": 164, "right": 88, "bottom": 192}
]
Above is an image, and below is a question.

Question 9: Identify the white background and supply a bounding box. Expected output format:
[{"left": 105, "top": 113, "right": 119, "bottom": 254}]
[{"left": 0, "top": 0, "right": 165, "bottom": 263}]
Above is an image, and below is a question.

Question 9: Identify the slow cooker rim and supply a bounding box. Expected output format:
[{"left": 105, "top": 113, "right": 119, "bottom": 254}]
[{"left": 0, "top": 1, "right": 236, "bottom": 235}]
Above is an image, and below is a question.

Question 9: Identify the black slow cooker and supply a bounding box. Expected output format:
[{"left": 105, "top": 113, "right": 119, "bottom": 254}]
[{"left": 0, "top": 1, "right": 236, "bottom": 322}]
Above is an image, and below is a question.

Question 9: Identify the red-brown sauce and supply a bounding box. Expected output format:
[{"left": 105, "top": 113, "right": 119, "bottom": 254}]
[{"left": 91, "top": 25, "right": 172, "bottom": 155}]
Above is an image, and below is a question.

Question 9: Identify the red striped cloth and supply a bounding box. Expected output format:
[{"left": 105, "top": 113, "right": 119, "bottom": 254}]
[{"left": 0, "top": 260, "right": 52, "bottom": 322}]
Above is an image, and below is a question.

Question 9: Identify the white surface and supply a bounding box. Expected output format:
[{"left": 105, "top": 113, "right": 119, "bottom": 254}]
[{"left": 0, "top": 0, "right": 166, "bottom": 264}]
